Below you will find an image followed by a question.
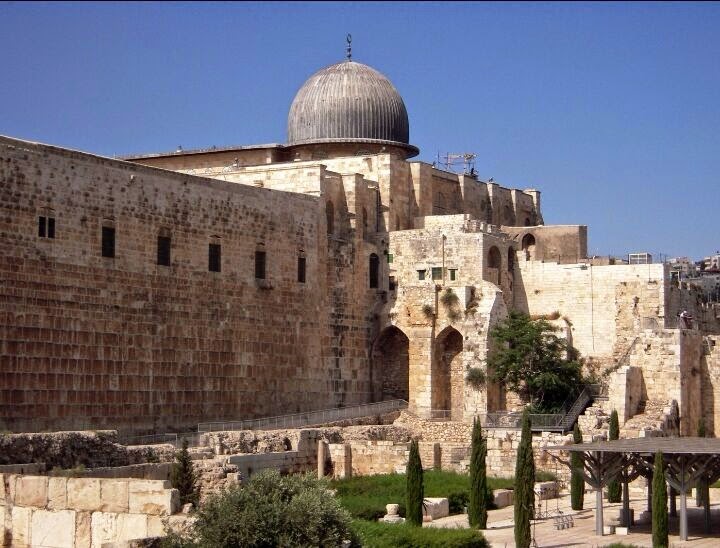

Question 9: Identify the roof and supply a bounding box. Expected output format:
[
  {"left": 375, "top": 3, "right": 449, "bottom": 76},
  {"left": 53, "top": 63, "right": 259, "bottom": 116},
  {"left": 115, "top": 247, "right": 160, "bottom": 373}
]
[
  {"left": 119, "top": 143, "right": 285, "bottom": 161},
  {"left": 548, "top": 436, "right": 720, "bottom": 455},
  {"left": 287, "top": 60, "right": 417, "bottom": 157}
]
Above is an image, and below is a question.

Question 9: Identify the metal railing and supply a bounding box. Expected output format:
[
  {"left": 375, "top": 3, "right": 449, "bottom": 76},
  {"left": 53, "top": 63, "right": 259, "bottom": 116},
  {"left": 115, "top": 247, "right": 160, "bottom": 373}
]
[{"left": 196, "top": 399, "right": 408, "bottom": 433}]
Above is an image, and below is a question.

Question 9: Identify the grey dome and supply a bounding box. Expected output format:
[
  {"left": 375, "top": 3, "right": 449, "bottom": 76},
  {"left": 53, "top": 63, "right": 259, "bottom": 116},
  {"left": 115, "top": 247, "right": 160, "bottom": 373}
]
[{"left": 287, "top": 61, "right": 417, "bottom": 156}]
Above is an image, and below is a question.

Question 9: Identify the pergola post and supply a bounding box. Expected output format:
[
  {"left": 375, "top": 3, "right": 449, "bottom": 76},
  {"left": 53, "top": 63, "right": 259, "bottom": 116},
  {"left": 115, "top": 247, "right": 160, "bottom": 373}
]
[
  {"left": 622, "top": 479, "right": 630, "bottom": 527},
  {"left": 704, "top": 489, "right": 711, "bottom": 534},
  {"left": 679, "top": 457, "right": 688, "bottom": 542},
  {"left": 647, "top": 478, "right": 652, "bottom": 513},
  {"left": 594, "top": 451, "right": 604, "bottom": 536}
]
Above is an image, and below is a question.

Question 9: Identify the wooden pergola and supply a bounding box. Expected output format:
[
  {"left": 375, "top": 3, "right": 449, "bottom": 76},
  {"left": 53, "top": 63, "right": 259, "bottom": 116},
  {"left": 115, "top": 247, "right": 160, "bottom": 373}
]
[{"left": 547, "top": 437, "right": 720, "bottom": 540}]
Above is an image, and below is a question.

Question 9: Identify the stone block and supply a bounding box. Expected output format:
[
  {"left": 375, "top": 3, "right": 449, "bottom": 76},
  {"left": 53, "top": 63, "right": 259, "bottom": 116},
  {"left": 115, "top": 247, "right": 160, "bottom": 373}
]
[
  {"left": 147, "top": 515, "right": 166, "bottom": 537},
  {"left": 534, "top": 481, "right": 559, "bottom": 500},
  {"left": 603, "top": 524, "right": 615, "bottom": 535},
  {"left": 30, "top": 509, "right": 76, "bottom": 548},
  {"left": 100, "top": 480, "right": 129, "bottom": 513},
  {"left": 75, "top": 511, "right": 92, "bottom": 548},
  {"left": 615, "top": 526, "right": 629, "bottom": 535},
  {"left": 68, "top": 479, "right": 102, "bottom": 511},
  {"left": 422, "top": 497, "right": 449, "bottom": 520},
  {"left": 493, "top": 489, "right": 513, "bottom": 508},
  {"left": 11, "top": 505, "right": 32, "bottom": 547},
  {"left": 48, "top": 477, "right": 69, "bottom": 510},
  {"left": 91, "top": 512, "right": 147, "bottom": 548},
  {"left": 128, "top": 480, "right": 178, "bottom": 516}
]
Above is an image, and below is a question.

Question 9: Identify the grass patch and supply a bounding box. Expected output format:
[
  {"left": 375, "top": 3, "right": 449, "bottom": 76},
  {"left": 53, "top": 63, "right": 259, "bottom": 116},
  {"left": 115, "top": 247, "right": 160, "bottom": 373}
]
[
  {"left": 332, "top": 470, "right": 556, "bottom": 521},
  {"left": 351, "top": 520, "right": 489, "bottom": 548}
]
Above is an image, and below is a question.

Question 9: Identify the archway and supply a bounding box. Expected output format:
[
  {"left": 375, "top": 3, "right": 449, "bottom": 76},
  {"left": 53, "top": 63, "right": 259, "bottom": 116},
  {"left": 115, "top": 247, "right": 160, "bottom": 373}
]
[
  {"left": 432, "top": 327, "right": 464, "bottom": 420},
  {"left": 486, "top": 246, "right": 501, "bottom": 285},
  {"left": 371, "top": 327, "right": 409, "bottom": 401},
  {"left": 521, "top": 233, "right": 536, "bottom": 260}
]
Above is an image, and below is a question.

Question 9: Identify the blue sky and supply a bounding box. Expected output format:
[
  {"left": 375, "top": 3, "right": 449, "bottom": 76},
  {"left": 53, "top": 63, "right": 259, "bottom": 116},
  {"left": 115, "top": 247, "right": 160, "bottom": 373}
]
[{"left": 1, "top": 2, "right": 718, "bottom": 260}]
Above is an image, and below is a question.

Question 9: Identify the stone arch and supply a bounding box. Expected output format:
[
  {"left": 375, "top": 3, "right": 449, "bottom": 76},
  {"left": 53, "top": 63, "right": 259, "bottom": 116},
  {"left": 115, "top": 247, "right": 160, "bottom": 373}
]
[
  {"left": 371, "top": 326, "right": 409, "bottom": 401},
  {"left": 369, "top": 253, "right": 379, "bottom": 289},
  {"left": 432, "top": 326, "right": 464, "bottom": 420},
  {"left": 486, "top": 245, "right": 501, "bottom": 285},
  {"left": 522, "top": 233, "right": 536, "bottom": 260},
  {"left": 326, "top": 201, "right": 334, "bottom": 234}
]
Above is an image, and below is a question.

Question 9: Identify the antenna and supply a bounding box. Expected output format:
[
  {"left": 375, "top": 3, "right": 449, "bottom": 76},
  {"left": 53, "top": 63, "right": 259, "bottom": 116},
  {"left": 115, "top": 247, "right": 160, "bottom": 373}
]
[
  {"left": 436, "top": 152, "right": 477, "bottom": 176},
  {"left": 346, "top": 34, "right": 352, "bottom": 60}
]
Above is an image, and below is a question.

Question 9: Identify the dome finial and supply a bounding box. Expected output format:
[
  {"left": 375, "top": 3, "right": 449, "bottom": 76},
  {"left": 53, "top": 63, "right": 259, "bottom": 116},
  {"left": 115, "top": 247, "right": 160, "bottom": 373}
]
[{"left": 346, "top": 34, "right": 352, "bottom": 61}]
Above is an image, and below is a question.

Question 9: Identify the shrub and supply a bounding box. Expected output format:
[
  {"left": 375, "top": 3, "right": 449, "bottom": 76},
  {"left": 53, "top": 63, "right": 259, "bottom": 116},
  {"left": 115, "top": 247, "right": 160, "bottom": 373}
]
[
  {"left": 170, "top": 439, "right": 199, "bottom": 507},
  {"left": 351, "top": 520, "right": 489, "bottom": 548},
  {"left": 163, "top": 470, "right": 354, "bottom": 548},
  {"left": 466, "top": 367, "right": 486, "bottom": 389},
  {"left": 405, "top": 440, "right": 424, "bottom": 526}
]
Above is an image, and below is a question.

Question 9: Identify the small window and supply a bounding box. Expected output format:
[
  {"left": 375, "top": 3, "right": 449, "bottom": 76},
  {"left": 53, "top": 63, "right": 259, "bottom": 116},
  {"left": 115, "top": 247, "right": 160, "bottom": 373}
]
[
  {"left": 432, "top": 267, "right": 443, "bottom": 281},
  {"left": 389, "top": 276, "right": 397, "bottom": 291},
  {"left": 417, "top": 270, "right": 426, "bottom": 281},
  {"left": 209, "top": 243, "right": 221, "bottom": 272},
  {"left": 297, "top": 256, "right": 306, "bottom": 283},
  {"left": 369, "top": 254, "right": 379, "bottom": 289},
  {"left": 255, "top": 250, "right": 266, "bottom": 279},
  {"left": 38, "top": 216, "right": 55, "bottom": 239},
  {"left": 386, "top": 253, "right": 393, "bottom": 263},
  {"left": 101, "top": 226, "right": 115, "bottom": 258},
  {"left": 449, "top": 269, "right": 457, "bottom": 281},
  {"left": 157, "top": 236, "right": 171, "bottom": 266}
]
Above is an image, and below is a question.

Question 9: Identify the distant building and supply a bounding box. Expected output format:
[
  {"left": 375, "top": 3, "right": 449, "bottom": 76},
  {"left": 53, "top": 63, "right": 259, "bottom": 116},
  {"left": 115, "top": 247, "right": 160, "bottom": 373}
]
[{"left": 628, "top": 252, "right": 652, "bottom": 265}]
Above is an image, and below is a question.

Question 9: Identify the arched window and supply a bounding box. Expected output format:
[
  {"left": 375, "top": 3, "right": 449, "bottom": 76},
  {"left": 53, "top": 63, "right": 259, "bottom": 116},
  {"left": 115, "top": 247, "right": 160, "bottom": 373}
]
[
  {"left": 487, "top": 246, "right": 501, "bottom": 269},
  {"left": 521, "top": 233, "right": 536, "bottom": 260},
  {"left": 326, "top": 201, "right": 334, "bottom": 234},
  {"left": 369, "top": 253, "right": 380, "bottom": 289}
]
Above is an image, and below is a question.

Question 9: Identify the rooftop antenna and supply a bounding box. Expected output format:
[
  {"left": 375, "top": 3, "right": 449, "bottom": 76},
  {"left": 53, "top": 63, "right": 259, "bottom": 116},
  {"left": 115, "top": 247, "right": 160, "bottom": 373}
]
[{"left": 346, "top": 34, "right": 352, "bottom": 60}]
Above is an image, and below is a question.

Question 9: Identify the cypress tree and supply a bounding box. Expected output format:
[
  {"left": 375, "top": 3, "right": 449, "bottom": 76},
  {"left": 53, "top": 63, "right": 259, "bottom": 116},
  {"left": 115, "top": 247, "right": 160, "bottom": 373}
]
[
  {"left": 570, "top": 422, "right": 585, "bottom": 510},
  {"left": 652, "top": 451, "right": 668, "bottom": 548},
  {"left": 514, "top": 410, "right": 535, "bottom": 548},
  {"left": 170, "top": 438, "right": 199, "bottom": 507},
  {"left": 406, "top": 439, "right": 424, "bottom": 526},
  {"left": 469, "top": 417, "right": 489, "bottom": 529},
  {"left": 607, "top": 410, "right": 621, "bottom": 503},
  {"left": 696, "top": 418, "right": 709, "bottom": 507}
]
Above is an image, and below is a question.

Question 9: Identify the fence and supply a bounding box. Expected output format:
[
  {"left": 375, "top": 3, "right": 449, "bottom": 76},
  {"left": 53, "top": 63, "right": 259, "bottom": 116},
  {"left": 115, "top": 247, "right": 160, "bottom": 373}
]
[{"left": 196, "top": 399, "right": 408, "bottom": 433}]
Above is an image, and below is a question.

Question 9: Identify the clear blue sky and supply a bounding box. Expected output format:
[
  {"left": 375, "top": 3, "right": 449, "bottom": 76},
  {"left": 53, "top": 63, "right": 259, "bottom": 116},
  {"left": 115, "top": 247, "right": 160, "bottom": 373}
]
[{"left": 2, "top": 2, "right": 718, "bottom": 260}]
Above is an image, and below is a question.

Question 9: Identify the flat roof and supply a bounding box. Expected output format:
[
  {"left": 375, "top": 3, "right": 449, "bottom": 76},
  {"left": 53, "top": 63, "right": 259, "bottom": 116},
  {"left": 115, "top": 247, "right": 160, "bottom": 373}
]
[{"left": 548, "top": 436, "right": 720, "bottom": 455}]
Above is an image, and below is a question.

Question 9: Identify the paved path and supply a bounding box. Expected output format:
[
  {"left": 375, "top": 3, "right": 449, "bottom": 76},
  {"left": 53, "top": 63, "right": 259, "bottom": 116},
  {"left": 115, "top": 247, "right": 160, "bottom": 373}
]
[{"left": 428, "top": 493, "right": 720, "bottom": 547}]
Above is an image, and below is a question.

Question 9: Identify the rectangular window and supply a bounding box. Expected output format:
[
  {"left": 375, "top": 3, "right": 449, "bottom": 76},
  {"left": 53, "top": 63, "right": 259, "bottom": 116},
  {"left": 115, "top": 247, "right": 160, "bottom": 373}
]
[
  {"left": 38, "top": 216, "right": 55, "bottom": 238},
  {"left": 48, "top": 218, "right": 55, "bottom": 239},
  {"left": 255, "top": 250, "right": 266, "bottom": 279},
  {"left": 432, "top": 267, "right": 443, "bottom": 280},
  {"left": 101, "top": 226, "right": 115, "bottom": 258},
  {"left": 38, "top": 216, "right": 46, "bottom": 238},
  {"left": 449, "top": 268, "right": 457, "bottom": 281},
  {"left": 386, "top": 253, "right": 394, "bottom": 263},
  {"left": 297, "top": 257, "right": 306, "bottom": 283},
  {"left": 389, "top": 276, "right": 396, "bottom": 291},
  {"left": 209, "top": 243, "right": 221, "bottom": 272},
  {"left": 417, "top": 270, "right": 426, "bottom": 281},
  {"left": 157, "top": 236, "right": 171, "bottom": 267}
]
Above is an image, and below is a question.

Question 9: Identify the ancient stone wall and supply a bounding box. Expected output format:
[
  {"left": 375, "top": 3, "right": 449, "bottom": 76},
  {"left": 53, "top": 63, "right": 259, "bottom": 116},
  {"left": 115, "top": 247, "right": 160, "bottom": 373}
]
[
  {"left": 502, "top": 225, "right": 588, "bottom": 264},
  {"left": 701, "top": 335, "right": 720, "bottom": 435},
  {"left": 0, "top": 136, "right": 376, "bottom": 434},
  {"left": 0, "top": 474, "right": 179, "bottom": 547}
]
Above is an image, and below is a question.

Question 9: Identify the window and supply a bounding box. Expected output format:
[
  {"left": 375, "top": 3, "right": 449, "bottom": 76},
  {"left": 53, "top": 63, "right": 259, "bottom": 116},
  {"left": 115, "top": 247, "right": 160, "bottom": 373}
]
[
  {"left": 389, "top": 276, "right": 397, "bottom": 291},
  {"left": 297, "top": 256, "right": 306, "bottom": 283},
  {"left": 432, "top": 267, "right": 443, "bottom": 281},
  {"left": 38, "top": 216, "right": 55, "bottom": 239},
  {"left": 386, "top": 253, "right": 394, "bottom": 264},
  {"left": 209, "top": 243, "right": 221, "bottom": 272},
  {"left": 101, "top": 226, "right": 115, "bottom": 258},
  {"left": 449, "top": 269, "right": 457, "bottom": 281},
  {"left": 369, "top": 253, "right": 379, "bottom": 289},
  {"left": 255, "top": 249, "right": 266, "bottom": 279},
  {"left": 157, "top": 236, "right": 171, "bottom": 266},
  {"left": 417, "top": 270, "right": 426, "bottom": 281}
]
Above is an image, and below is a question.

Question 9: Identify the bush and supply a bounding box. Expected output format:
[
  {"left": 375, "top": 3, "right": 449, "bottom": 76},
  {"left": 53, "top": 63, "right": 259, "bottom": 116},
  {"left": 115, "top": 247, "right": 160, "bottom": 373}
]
[
  {"left": 163, "top": 470, "right": 355, "bottom": 548},
  {"left": 351, "top": 520, "right": 489, "bottom": 548},
  {"left": 465, "top": 367, "right": 486, "bottom": 389}
]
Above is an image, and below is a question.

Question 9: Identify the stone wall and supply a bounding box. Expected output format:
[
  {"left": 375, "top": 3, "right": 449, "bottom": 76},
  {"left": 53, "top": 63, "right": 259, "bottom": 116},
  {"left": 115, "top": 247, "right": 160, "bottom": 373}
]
[
  {"left": 0, "top": 136, "right": 378, "bottom": 434},
  {"left": 0, "top": 474, "right": 179, "bottom": 547}
]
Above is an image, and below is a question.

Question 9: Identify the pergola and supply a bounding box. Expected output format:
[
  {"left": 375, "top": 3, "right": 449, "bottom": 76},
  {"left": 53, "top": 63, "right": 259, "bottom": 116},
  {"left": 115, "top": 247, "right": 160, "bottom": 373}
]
[{"left": 547, "top": 437, "right": 720, "bottom": 540}]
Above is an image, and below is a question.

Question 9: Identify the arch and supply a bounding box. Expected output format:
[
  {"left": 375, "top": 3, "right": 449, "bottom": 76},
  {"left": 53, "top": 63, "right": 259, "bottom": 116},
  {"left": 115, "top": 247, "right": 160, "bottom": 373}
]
[
  {"left": 507, "top": 247, "right": 515, "bottom": 273},
  {"left": 371, "top": 326, "right": 409, "bottom": 401},
  {"left": 521, "top": 233, "right": 536, "bottom": 260},
  {"left": 326, "top": 201, "right": 334, "bottom": 234},
  {"left": 433, "top": 326, "right": 464, "bottom": 420},
  {"left": 486, "top": 245, "right": 501, "bottom": 285},
  {"left": 369, "top": 253, "right": 380, "bottom": 288}
]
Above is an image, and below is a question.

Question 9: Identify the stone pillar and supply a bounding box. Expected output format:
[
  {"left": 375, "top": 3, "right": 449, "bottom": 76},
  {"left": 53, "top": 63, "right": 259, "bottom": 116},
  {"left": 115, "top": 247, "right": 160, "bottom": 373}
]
[
  {"left": 408, "top": 328, "right": 433, "bottom": 418},
  {"left": 317, "top": 440, "right": 327, "bottom": 478}
]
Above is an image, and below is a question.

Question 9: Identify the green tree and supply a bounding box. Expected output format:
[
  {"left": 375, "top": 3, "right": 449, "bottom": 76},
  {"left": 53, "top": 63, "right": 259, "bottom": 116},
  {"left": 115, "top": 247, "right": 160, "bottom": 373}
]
[
  {"left": 487, "top": 311, "right": 584, "bottom": 411},
  {"left": 696, "top": 418, "right": 709, "bottom": 507},
  {"left": 514, "top": 410, "right": 535, "bottom": 548},
  {"left": 406, "top": 439, "right": 425, "bottom": 527},
  {"left": 170, "top": 438, "right": 199, "bottom": 507},
  {"left": 162, "top": 470, "right": 355, "bottom": 548},
  {"left": 607, "top": 410, "right": 621, "bottom": 503},
  {"left": 570, "top": 423, "right": 585, "bottom": 510},
  {"left": 652, "top": 451, "right": 668, "bottom": 548},
  {"left": 468, "top": 418, "right": 489, "bottom": 529}
]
